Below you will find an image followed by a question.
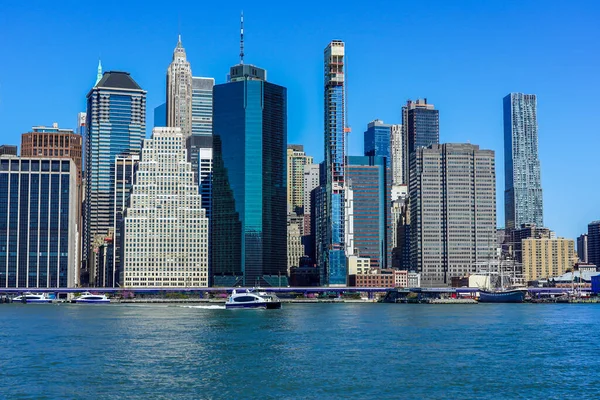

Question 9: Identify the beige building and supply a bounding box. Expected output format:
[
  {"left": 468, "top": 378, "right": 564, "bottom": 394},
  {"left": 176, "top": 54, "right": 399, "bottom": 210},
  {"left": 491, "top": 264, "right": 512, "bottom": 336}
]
[
  {"left": 522, "top": 238, "right": 577, "bottom": 281},
  {"left": 287, "top": 216, "right": 304, "bottom": 274},
  {"left": 287, "top": 145, "right": 313, "bottom": 213}
]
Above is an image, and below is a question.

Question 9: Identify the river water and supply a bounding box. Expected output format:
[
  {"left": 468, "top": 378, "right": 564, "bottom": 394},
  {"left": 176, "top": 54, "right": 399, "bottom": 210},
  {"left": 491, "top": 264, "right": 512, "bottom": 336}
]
[{"left": 1, "top": 303, "right": 599, "bottom": 399}]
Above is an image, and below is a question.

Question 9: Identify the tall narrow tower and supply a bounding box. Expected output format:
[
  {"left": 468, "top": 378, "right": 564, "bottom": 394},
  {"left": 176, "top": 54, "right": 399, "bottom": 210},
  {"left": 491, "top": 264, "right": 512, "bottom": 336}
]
[
  {"left": 166, "top": 36, "right": 193, "bottom": 138},
  {"left": 504, "top": 93, "right": 543, "bottom": 229},
  {"left": 316, "top": 40, "right": 348, "bottom": 286}
]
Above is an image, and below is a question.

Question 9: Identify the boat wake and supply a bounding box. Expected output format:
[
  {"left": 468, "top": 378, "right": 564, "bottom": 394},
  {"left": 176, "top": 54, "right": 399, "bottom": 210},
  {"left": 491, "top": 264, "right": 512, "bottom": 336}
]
[{"left": 179, "top": 305, "right": 226, "bottom": 310}]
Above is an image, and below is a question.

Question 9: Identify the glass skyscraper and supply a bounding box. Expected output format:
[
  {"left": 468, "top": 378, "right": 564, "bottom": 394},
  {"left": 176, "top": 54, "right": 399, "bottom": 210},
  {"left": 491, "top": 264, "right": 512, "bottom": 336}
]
[
  {"left": 0, "top": 157, "right": 78, "bottom": 288},
  {"left": 347, "top": 156, "right": 391, "bottom": 269},
  {"left": 212, "top": 63, "right": 287, "bottom": 287},
  {"left": 363, "top": 120, "right": 391, "bottom": 170},
  {"left": 316, "top": 40, "right": 349, "bottom": 286},
  {"left": 85, "top": 71, "right": 146, "bottom": 265},
  {"left": 504, "top": 93, "right": 543, "bottom": 230}
]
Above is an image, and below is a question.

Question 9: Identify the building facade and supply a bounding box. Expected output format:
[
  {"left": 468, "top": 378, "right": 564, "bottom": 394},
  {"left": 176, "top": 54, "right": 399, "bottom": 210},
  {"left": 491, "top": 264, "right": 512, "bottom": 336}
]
[
  {"left": 347, "top": 156, "right": 391, "bottom": 269},
  {"left": 410, "top": 143, "right": 496, "bottom": 287},
  {"left": 504, "top": 93, "right": 543, "bottom": 229},
  {"left": 85, "top": 71, "right": 146, "bottom": 267},
  {"left": 317, "top": 40, "right": 349, "bottom": 286},
  {"left": 191, "top": 77, "right": 214, "bottom": 136},
  {"left": 363, "top": 119, "right": 391, "bottom": 169},
  {"left": 212, "top": 63, "right": 287, "bottom": 287},
  {"left": 0, "top": 157, "right": 78, "bottom": 288},
  {"left": 166, "top": 36, "right": 193, "bottom": 138},
  {"left": 0, "top": 145, "right": 18, "bottom": 156},
  {"left": 522, "top": 238, "right": 576, "bottom": 281},
  {"left": 123, "top": 128, "right": 208, "bottom": 287},
  {"left": 21, "top": 123, "right": 83, "bottom": 180},
  {"left": 390, "top": 124, "right": 404, "bottom": 185},
  {"left": 402, "top": 99, "right": 439, "bottom": 182},
  {"left": 588, "top": 221, "right": 600, "bottom": 268},
  {"left": 186, "top": 135, "right": 213, "bottom": 217},
  {"left": 287, "top": 145, "right": 313, "bottom": 214},
  {"left": 577, "top": 234, "right": 588, "bottom": 263}
]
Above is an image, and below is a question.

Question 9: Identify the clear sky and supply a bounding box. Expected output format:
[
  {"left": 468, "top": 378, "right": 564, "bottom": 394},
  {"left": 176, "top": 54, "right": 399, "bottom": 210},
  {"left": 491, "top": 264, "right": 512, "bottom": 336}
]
[{"left": 0, "top": 0, "right": 598, "bottom": 240}]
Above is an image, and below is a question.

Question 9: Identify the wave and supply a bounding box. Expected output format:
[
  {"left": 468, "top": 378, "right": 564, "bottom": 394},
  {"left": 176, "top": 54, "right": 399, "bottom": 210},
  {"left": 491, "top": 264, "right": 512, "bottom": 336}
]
[{"left": 179, "top": 305, "right": 226, "bottom": 310}]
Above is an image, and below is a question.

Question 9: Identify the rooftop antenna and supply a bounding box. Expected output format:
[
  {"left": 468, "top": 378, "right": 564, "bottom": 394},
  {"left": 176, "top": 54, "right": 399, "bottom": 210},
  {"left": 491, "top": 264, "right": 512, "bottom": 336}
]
[{"left": 240, "top": 11, "right": 244, "bottom": 64}]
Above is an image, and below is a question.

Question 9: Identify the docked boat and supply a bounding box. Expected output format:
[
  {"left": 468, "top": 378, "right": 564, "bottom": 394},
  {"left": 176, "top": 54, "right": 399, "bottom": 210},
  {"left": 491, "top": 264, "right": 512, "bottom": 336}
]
[
  {"left": 72, "top": 292, "right": 111, "bottom": 304},
  {"left": 225, "top": 289, "right": 282, "bottom": 309},
  {"left": 478, "top": 288, "right": 527, "bottom": 303},
  {"left": 12, "top": 292, "right": 53, "bottom": 304}
]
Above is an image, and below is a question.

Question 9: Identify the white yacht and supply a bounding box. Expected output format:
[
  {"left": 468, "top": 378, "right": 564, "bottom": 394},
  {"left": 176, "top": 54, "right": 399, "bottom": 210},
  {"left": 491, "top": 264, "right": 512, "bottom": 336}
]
[
  {"left": 72, "top": 292, "right": 111, "bottom": 304},
  {"left": 12, "top": 293, "right": 53, "bottom": 304},
  {"left": 225, "top": 289, "right": 282, "bottom": 310}
]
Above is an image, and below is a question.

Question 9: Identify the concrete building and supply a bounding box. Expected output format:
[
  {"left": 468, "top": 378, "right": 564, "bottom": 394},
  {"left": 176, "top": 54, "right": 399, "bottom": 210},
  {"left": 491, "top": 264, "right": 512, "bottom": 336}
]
[
  {"left": 588, "top": 221, "right": 600, "bottom": 268},
  {"left": 166, "top": 36, "right": 193, "bottom": 138},
  {"left": 316, "top": 40, "right": 351, "bottom": 286},
  {"left": 364, "top": 119, "right": 391, "bottom": 169},
  {"left": 0, "top": 157, "right": 78, "bottom": 288},
  {"left": 347, "top": 255, "right": 372, "bottom": 275},
  {"left": 85, "top": 71, "right": 146, "bottom": 271},
  {"left": 287, "top": 217, "right": 304, "bottom": 274},
  {"left": 212, "top": 62, "right": 287, "bottom": 287},
  {"left": 123, "top": 128, "right": 208, "bottom": 287},
  {"left": 577, "top": 234, "right": 588, "bottom": 263},
  {"left": 522, "top": 238, "right": 576, "bottom": 282},
  {"left": 287, "top": 145, "right": 313, "bottom": 214},
  {"left": 509, "top": 224, "right": 552, "bottom": 263},
  {"left": 21, "top": 123, "right": 83, "bottom": 180},
  {"left": 390, "top": 124, "right": 404, "bottom": 185},
  {"left": 391, "top": 187, "right": 410, "bottom": 270},
  {"left": 504, "top": 93, "right": 543, "bottom": 229},
  {"left": 347, "top": 156, "right": 391, "bottom": 269},
  {"left": 410, "top": 143, "right": 496, "bottom": 287},
  {"left": 186, "top": 135, "right": 213, "bottom": 216}
]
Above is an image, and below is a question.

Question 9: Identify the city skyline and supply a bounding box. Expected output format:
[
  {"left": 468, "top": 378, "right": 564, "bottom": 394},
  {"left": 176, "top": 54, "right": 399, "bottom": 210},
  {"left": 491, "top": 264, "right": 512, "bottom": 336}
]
[{"left": 0, "top": 1, "right": 598, "bottom": 241}]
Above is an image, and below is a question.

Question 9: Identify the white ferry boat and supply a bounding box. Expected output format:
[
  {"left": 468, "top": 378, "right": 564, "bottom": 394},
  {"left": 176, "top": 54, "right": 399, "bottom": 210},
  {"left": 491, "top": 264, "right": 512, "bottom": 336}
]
[
  {"left": 73, "top": 292, "right": 111, "bottom": 304},
  {"left": 225, "top": 289, "right": 282, "bottom": 310},
  {"left": 12, "top": 293, "right": 53, "bottom": 304}
]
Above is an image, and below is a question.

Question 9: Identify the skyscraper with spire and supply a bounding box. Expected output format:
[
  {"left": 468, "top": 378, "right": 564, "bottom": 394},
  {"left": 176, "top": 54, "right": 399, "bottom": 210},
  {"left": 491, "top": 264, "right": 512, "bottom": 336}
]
[
  {"left": 166, "top": 36, "right": 193, "bottom": 138},
  {"left": 211, "top": 14, "right": 287, "bottom": 287}
]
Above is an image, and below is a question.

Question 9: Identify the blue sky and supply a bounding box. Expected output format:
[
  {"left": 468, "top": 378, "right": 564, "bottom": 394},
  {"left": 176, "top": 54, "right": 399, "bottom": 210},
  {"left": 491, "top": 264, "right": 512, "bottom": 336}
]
[{"left": 0, "top": 0, "right": 598, "bottom": 240}]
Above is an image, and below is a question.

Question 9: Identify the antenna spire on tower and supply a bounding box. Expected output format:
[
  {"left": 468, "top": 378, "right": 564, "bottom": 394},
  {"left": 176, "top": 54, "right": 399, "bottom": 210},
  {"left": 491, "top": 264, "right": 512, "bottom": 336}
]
[
  {"left": 240, "top": 11, "right": 244, "bottom": 64},
  {"left": 95, "top": 59, "right": 103, "bottom": 85}
]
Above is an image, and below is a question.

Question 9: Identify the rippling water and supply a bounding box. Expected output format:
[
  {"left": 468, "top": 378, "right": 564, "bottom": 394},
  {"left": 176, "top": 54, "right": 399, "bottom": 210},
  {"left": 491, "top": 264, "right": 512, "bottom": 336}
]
[{"left": 2, "top": 303, "right": 600, "bottom": 399}]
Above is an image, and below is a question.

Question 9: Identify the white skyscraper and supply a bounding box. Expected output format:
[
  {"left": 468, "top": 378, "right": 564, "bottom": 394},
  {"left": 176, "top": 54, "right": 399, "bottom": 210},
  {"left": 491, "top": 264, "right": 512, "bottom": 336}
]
[
  {"left": 166, "top": 36, "right": 193, "bottom": 138},
  {"left": 390, "top": 123, "right": 404, "bottom": 185},
  {"left": 123, "top": 128, "right": 208, "bottom": 287}
]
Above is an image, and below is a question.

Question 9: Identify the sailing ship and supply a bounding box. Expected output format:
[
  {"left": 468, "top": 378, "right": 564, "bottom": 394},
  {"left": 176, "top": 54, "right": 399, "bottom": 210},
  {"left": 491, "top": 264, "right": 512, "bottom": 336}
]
[{"left": 477, "top": 258, "right": 527, "bottom": 303}]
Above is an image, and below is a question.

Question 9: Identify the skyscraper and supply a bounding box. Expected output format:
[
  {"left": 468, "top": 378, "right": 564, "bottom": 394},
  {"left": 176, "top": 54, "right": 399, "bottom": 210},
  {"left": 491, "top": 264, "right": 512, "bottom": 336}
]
[
  {"left": 191, "top": 77, "right": 214, "bottom": 136},
  {"left": 123, "top": 128, "right": 208, "bottom": 287},
  {"left": 347, "top": 156, "right": 391, "bottom": 269},
  {"left": 85, "top": 71, "right": 146, "bottom": 265},
  {"left": 0, "top": 157, "right": 78, "bottom": 288},
  {"left": 363, "top": 119, "right": 391, "bottom": 169},
  {"left": 390, "top": 123, "right": 404, "bottom": 186},
  {"left": 577, "top": 233, "right": 588, "bottom": 263},
  {"left": 504, "top": 93, "right": 543, "bottom": 229},
  {"left": 410, "top": 143, "right": 496, "bottom": 286},
  {"left": 316, "top": 40, "right": 349, "bottom": 286},
  {"left": 588, "top": 221, "right": 600, "bottom": 267},
  {"left": 403, "top": 99, "right": 439, "bottom": 156},
  {"left": 212, "top": 62, "right": 287, "bottom": 287},
  {"left": 166, "top": 36, "right": 193, "bottom": 138},
  {"left": 287, "top": 145, "right": 313, "bottom": 214}
]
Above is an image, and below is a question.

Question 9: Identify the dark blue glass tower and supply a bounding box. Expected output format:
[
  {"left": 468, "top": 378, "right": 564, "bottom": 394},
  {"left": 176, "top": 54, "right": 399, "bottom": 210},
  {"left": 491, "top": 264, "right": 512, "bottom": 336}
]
[
  {"left": 0, "top": 158, "right": 78, "bottom": 288},
  {"left": 212, "top": 64, "right": 287, "bottom": 287},
  {"left": 363, "top": 120, "right": 391, "bottom": 170}
]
